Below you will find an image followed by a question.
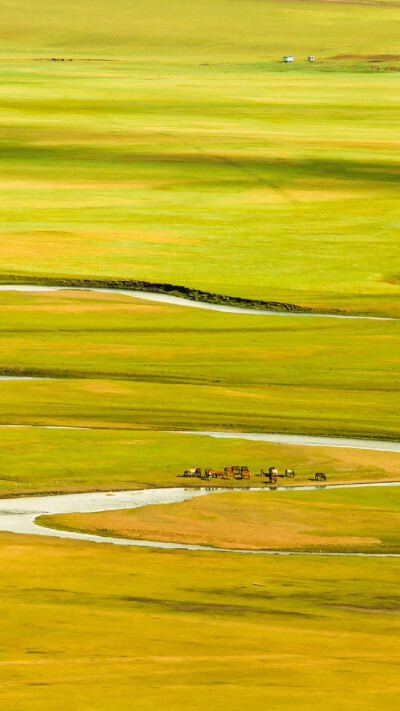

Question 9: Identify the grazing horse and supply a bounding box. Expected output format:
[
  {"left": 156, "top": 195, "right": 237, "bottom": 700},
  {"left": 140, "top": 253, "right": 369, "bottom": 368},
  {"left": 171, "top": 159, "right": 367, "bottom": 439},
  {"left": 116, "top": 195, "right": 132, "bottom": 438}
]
[
  {"left": 184, "top": 468, "right": 197, "bottom": 477},
  {"left": 285, "top": 469, "right": 295, "bottom": 478},
  {"left": 205, "top": 468, "right": 216, "bottom": 479},
  {"left": 315, "top": 472, "right": 326, "bottom": 481},
  {"left": 241, "top": 471, "right": 250, "bottom": 480},
  {"left": 216, "top": 470, "right": 224, "bottom": 478},
  {"left": 266, "top": 472, "right": 278, "bottom": 484}
]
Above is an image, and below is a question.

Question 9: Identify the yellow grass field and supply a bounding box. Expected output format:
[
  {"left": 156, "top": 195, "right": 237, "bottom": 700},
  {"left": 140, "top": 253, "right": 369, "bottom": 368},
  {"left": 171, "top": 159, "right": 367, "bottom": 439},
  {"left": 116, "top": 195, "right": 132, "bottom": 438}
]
[
  {"left": 0, "top": 532, "right": 399, "bottom": 711},
  {"left": 41, "top": 486, "right": 400, "bottom": 553}
]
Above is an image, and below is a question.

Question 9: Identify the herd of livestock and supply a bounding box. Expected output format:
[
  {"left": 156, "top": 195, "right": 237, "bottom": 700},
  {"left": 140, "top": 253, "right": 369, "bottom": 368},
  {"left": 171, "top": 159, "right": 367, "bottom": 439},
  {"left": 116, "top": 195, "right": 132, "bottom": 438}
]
[{"left": 183, "top": 466, "right": 327, "bottom": 483}]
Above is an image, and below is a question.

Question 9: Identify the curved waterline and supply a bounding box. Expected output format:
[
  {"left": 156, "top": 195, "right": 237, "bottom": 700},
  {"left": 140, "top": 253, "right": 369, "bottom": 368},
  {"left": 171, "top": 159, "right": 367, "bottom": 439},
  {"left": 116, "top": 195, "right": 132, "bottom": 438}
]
[
  {"left": 0, "top": 420, "right": 400, "bottom": 454},
  {"left": 1, "top": 282, "right": 398, "bottom": 557},
  {"left": 2, "top": 482, "right": 400, "bottom": 557},
  {"left": 0, "top": 420, "right": 399, "bottom": 453},
  {"left": 0, "top": 284, "right": 395, "bottom": 321},
  {"left": 177, "top": 430, "right": 400, "bottom": 453}
]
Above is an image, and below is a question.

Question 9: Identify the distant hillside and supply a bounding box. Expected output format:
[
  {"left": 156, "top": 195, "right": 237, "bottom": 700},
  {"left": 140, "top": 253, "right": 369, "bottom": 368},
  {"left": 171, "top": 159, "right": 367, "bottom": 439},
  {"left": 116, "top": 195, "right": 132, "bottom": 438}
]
[{"left": 0, "top": 0, "right": 399, "bottom": 61}]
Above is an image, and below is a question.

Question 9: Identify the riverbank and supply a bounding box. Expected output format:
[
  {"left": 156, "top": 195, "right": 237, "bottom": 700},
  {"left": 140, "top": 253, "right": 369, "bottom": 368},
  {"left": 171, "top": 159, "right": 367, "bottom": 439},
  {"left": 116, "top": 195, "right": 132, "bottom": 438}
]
[{"left": 39, "top": 486, "right": 400, "bottom": 556}]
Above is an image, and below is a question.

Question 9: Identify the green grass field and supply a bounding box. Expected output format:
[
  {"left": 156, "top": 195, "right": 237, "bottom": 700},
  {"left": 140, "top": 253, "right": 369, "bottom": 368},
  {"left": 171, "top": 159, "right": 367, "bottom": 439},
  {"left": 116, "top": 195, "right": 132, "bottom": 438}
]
[
  {"left": 1, "top": 0, "right": 400, "bottom": 62},
  {"left": 0, "top": 427, "right": 399, "bottom": 496},
  {"left": 43, "top": 485, "right": 400, "bottom": 554},
  {"left": 0, "top": 26, "right": 399, "bottom": 315},
  {"left": 0, "top": 1, "right": 399, "bottom": 708},
  {"left": 0, "top": 290, "right": 398, "bottom": 438}
]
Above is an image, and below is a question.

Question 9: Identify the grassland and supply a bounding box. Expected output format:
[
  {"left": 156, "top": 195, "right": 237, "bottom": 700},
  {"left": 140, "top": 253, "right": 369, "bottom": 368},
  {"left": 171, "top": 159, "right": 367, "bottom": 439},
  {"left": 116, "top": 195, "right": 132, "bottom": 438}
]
[
  {"left": 2, "top": 0, "right": 400, "bottom": 62},
  {"left": 0, "top": 1, "right": 399, "bottom": 708},
  {"left": 0, "top": 532, "right": 399, "bottom": 711},
  {"left": 0, "top": 290, "right": 398, "bottom": 439},
  {"left": 0, "top": 427, "right": 400, "bottom": 496},
  {"left": 41, "top": 486, "right": 400, "bottom": 554},
  {"left": 0, "top": 57, "right": 399, "bottom": 316}
]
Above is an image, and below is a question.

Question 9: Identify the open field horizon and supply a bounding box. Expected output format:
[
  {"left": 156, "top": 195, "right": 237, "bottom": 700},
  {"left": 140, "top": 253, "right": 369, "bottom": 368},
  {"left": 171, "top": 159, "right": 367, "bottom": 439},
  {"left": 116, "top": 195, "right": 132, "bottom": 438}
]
[{"left": 1, "top": 0, "right": 400, "bottom": 62}]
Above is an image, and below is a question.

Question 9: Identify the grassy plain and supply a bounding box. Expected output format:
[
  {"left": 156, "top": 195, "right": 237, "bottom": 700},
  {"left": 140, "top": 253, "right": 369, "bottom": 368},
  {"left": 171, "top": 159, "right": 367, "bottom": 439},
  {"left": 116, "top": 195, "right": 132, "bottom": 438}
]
[
  {"left": 0, "top": 532, "right": 399, "bottom": 711},
  {"left": 42, "top": 486, "right": 400, "bottom": 554},
  {"left": 0, "top": 3, "right": 399, "bottom": 709},
  {"left": 0, "top": 290, "right": 399, "bottom": 439},
  {"left": 0, "top": 427, "right": 399, "bottom": 496},
  {"left": 2, "top": 0, "right": 400, "bottom": 61},
  {"left": 0, "top": 53, "right": 399, "bottom": 315}
]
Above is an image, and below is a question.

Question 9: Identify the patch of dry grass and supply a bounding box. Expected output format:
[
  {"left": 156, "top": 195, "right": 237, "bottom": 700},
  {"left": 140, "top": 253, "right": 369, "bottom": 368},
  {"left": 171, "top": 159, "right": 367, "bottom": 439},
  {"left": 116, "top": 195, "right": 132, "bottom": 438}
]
[{"left": 39, "top": 486, "right": 400, "bottom": 553}]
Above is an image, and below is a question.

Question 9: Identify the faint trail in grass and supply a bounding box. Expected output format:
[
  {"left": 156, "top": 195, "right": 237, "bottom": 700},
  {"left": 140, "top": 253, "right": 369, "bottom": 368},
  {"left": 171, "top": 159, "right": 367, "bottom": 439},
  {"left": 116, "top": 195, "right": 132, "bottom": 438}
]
[{"left": 141, "top": 125, "right": 297, "bottom": 205}]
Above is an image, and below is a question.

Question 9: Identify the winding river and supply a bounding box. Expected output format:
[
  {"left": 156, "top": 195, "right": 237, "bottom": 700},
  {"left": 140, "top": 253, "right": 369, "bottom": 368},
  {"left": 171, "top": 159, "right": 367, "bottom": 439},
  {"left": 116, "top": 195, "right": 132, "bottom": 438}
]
[
  {"left": 1, "top": 482, "right": 400, "bottom": 557},
  {"left": 0, "top": 283, "right": 399, "bottom": 557},
  {"left": 0, "top": 283, "right": 396, "bottom": 320}
]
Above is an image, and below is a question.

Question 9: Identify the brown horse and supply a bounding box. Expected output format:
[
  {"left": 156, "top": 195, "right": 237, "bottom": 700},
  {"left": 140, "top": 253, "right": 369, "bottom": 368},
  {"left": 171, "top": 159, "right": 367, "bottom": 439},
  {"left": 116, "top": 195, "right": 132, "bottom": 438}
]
[
  {"left": 205, "top": 468, "right": 216, "bottom": 479},
  {"left": 315, "top": 472, "right": 326, "bottom": 481}
]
